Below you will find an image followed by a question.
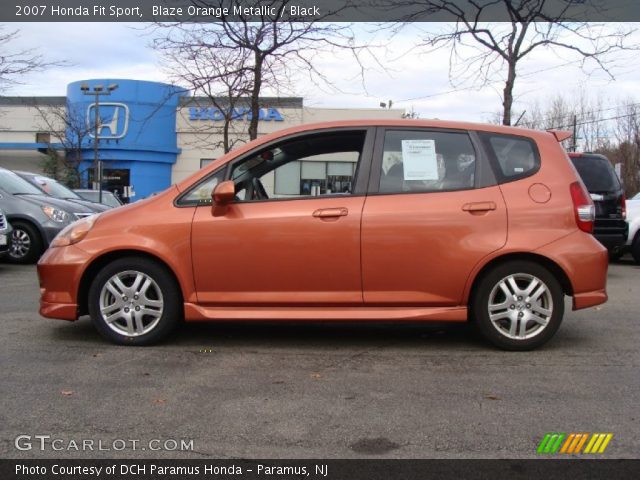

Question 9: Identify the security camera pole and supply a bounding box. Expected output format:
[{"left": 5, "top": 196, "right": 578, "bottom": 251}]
[{"left": 80, "top": 83, "right": 118, "bottom": 204}]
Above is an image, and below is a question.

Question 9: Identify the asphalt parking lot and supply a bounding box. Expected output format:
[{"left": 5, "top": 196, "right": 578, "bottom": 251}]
[{"left": 0, "top": 259, "right": 638, "bottom": 459}]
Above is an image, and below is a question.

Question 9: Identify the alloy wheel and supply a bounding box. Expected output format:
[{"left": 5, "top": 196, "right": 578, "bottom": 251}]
[
  {"left": 10, "top": 228, "right": 31, "bottom": 259},
  {"left": 98, "top": 270, "right": 164, "bottom": 337},
  {"left": 487, "top": 273, "right": 554, "bottom": 340}
]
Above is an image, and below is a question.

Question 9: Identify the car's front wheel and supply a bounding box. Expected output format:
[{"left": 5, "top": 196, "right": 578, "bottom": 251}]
[
  {"left": 472, "top": 261, "right": 564, "bottom": 351},
  {"left": 88, "top": 257, "right": 181, "bottom": 345}
]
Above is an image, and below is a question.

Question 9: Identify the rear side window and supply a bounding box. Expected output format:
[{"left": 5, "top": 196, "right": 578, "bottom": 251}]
[
  {"left": 570, "top": 155, "right": 620, "bottom": 192},
  {"left": 480, "top": 133, "right": 540, "bottom": 181},
  {"left": 378, "top": 130, "right": 476, "bottom": 194}
]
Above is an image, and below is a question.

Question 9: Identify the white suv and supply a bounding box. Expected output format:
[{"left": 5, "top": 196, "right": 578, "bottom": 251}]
[{"left": 624, "top": 195, "right": 640, "bottom": 263}]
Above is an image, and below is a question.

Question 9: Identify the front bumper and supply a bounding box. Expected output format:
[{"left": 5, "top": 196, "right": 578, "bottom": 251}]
[
  {"left": 0, "top": 231, "right": 10, "bottom": 256},
  {"left": 37, "top": 244, "right": 91, "bottom": 321}
]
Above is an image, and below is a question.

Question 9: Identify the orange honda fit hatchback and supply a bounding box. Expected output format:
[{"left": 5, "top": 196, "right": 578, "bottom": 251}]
[{"left": 37, "top": 120, "right": 608, "bottom": 350}]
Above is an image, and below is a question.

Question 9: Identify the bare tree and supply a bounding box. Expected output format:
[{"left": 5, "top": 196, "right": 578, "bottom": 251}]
[
  {"left": 0, "top": 27, "right": 50, "bottom": 93},
  {"left": 152, "top": 0, "right": 359, "bottom": 151},
  {"left": 33, "top": 103, "right": 93, "bottom": 188},
  {"left": 392, "top": 0, "right": 636, "bottom": 125},
  {"left": 612, "top": 100, "right": 640, "bottom": 196}
]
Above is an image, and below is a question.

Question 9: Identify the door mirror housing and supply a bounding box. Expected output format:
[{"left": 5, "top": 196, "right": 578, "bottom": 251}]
[{"left": 212, "top": 180, "right": 235, "bottom": 206}]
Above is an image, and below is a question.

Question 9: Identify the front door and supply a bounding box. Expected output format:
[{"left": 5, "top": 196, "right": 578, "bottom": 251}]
[{"left": 189, "top": 128, "right": 373, "bottom": 305}]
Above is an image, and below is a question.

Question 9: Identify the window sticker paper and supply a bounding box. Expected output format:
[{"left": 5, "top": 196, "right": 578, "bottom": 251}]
[{"left": 401, "top": 139, "right": 439, "bottom": 180}]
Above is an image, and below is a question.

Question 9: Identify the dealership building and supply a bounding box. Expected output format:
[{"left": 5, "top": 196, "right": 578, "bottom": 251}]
[{"left": 0, "top": 79, "right": 403, "bottom": 201}]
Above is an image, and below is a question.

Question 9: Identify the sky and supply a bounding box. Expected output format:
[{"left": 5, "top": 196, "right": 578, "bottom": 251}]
[{"left": 4, "top": 22, "right": 640, "bottom": 124}]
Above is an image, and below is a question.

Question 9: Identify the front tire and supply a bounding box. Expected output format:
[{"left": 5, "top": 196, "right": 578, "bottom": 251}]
[
  {"left": 8, "top": 221, "right": 43, "bottom": 264},
  {"left": 88, "top": 257, "right": 182, "bottom": 345},
  {"left": 472, "top": 261, "right": 564, "bottom": 351}
]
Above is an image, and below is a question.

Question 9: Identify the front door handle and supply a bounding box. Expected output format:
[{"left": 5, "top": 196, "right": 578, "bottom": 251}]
[
  {"left": 462, "top": 202, "right": 497, "bottom": 212},
  {"left": 312, "top": 208, "right": 348, "bottom": 218}
]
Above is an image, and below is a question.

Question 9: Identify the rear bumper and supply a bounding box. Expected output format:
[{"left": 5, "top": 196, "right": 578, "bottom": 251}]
[
  {"left": 594, "top": 222, "right": 628, "bottom": 250},
  {"left": 573, "top": 289, "right": 608, "bottom": 310},
  {"left": 534, "top": 230, "right": 608, "bottom": 311}
]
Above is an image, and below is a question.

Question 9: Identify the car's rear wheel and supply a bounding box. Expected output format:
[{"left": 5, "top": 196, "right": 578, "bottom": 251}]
[
  {"left": 88, "top": 257, "right": 181, "bottom": 345},
  {"left": 472, "top": 261, "right": 564, "bottom": 351},
  {"left": 8, "top": 221, "right": 43, "bottom": 264}
]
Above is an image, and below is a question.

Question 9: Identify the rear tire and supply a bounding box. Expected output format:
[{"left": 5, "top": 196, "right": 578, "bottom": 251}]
[
  {"left": 632, "top": 234, "right": 640, "bottom": 264},
  {"left": 472, "top": 261, "right": 564, "bottom": 351},
  {"left": 8, "top": 221, "right": 43, "bottom": 264},
  {"left": 88, "top": 257, "right": 182, "bottom": 345}
]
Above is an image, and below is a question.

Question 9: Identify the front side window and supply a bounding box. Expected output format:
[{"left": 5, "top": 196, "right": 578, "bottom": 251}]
[
  {"left": 379, "top": 130, "right": 477, "bottom": 194},
  {"left": 230, "top": 130, "right": 366, "bottom": 202},
  {"left": 180, "top": 170, "right": 224, "bottom": 205}
]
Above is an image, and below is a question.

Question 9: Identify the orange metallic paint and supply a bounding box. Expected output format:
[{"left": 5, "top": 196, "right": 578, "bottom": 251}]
[
  {"left": 37, "top": 119, "right": 608, "bottom": 325},
  {"left": 361, "top": 186, "right": 507, "bottom": 305}
]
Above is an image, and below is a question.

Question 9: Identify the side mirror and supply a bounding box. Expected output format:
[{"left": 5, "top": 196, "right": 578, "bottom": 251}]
[{"left": 212, "top": 180, "right": 235, "bottom": 206}]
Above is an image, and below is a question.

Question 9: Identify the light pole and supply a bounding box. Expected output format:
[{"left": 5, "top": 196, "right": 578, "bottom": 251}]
[{"left": 80, "top": 83, "right": 118, "bottom": 204}]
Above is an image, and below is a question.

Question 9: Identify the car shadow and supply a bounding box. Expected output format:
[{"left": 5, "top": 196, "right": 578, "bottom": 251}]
[{"left": 50, "top": 316, "right": 484, "bottom": 350}]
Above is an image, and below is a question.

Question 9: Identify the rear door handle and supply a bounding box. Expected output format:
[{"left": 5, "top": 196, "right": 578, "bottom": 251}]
[
  {"left": 312, "top": 208, "right": 348, "bottom": 218},
  {"left": 462, "top": 202, "right": 497, "bottom": 212}
]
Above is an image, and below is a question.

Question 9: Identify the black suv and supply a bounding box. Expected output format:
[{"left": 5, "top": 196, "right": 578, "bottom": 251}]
[{"left": 569, "top": 153, "right": 627, "bottom": 255}]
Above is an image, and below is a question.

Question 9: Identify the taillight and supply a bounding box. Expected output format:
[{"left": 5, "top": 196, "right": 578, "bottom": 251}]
[
  {"left": 570, "top": 181, "right": 595, "bottom": 233},
  {"left": 621, "top": 194, "right": 626, "bottom": 220}
]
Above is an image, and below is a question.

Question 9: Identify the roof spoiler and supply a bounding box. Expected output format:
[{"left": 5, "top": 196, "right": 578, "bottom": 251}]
[{"left": 547, "top": 129, "right": 573, "bottom": 142}]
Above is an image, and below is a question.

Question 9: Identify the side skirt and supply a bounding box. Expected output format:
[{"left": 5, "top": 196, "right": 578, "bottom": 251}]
[{"left": 183, "top": 304, "right": 467, "bottom": 322}]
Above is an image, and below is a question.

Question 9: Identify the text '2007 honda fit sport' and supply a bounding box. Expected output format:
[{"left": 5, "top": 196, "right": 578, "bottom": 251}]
[{"left": 37, "top": 120, "right": 608, "bottom": 350}]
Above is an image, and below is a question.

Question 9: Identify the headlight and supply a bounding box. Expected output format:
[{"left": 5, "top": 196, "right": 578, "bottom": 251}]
[
  {"left": 41, "top": 205, "right": 70, "bottom": 223},
  {"left": 50, "top": 215, "right": 98, "bottom": 247}
]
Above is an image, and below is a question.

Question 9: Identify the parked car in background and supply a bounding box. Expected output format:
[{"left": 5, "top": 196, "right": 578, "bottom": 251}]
[
  {"left": 74, "top": 189, "right": 123, "bottom": 209},
  {"left": 38, "top": 120, "right": 608, "bottom": 350},
  {"left": 15, "top": 172, "right": 109, "bottom": 213},
  {"left": 631, "top": 192, "right": 640, "bottom": 200},
  {"left": 0, "top": 167, "right": 96, "bottom": 263},
  {"left": 0, "top": 207, "right": 12, "bottom": 260},
  {"left": 623, "top": 196, "right": 640, "bottom": 263},
  {"left": 568, "top": 153, "right": 628, "bottom": 257}
]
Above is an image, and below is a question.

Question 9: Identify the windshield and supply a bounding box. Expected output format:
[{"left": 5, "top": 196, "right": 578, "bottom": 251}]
[
  {"left": 570, "top": 155, "right": 621, "bottom": 193},
  {"left": 79, "top": 190, "right": 121, "bottom": 208},
  {"left": 0, "top": 170, "right": 45, "bottom": 195},
  {"left": 29, "top": 175, "right": 81, "bottom": 200}
]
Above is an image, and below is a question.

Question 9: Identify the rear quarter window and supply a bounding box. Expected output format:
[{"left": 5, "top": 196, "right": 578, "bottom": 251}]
[{"left": 479, "top": 133, "right": 540, "bottom": 182}]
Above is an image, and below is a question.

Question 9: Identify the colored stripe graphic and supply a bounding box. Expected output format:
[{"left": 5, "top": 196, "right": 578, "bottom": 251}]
[
  {"left": 539, "top": 433, "right": 613, "bottom": 454},
  {"left": 584, "top": 433, "right": 613, "bottom": 454},
  {"left": 537, "top": 433, "right": 565, "bottom": 454}
]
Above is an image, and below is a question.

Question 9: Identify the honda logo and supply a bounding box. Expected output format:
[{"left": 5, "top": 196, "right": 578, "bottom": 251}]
[{"left": 87, "top": 103, "right": 129, "bottom": 139}]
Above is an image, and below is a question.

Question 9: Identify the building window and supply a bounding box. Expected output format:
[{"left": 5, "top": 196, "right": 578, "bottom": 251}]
[{"left": 200, "top": 159, "right": 215, "bottom": 169}]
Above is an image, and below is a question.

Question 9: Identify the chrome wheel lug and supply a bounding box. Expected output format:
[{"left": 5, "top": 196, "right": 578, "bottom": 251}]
[
  {"left": 526, "top": 303, "right": 531, "bottom": 309},
  {"left": 517, "top": 296, "right": 523, "bottom": 301},
  {"left": 124, "top": 307, "right": 130, "bottom": 313},
  {"left": 510, "top": 305, "right": 515, "bottom": 309},
  {"left": 123, "top": 296, "right": 128, "bottom": 301},
  {"left": 135, "top": 306, "right": 140, "bottom": 311},
  {"left": 134, "top": 295, "right": 139, "bottom": 300}
]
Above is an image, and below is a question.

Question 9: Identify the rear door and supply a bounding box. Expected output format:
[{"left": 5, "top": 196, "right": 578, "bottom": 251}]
[{"left": 361, "top": 128, "right": 507, "bottom": 305}]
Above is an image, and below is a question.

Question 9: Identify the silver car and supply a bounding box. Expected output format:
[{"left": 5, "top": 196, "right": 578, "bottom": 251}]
[{"left": 0, "top": 168, "right": 95, "bottom": 263}]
